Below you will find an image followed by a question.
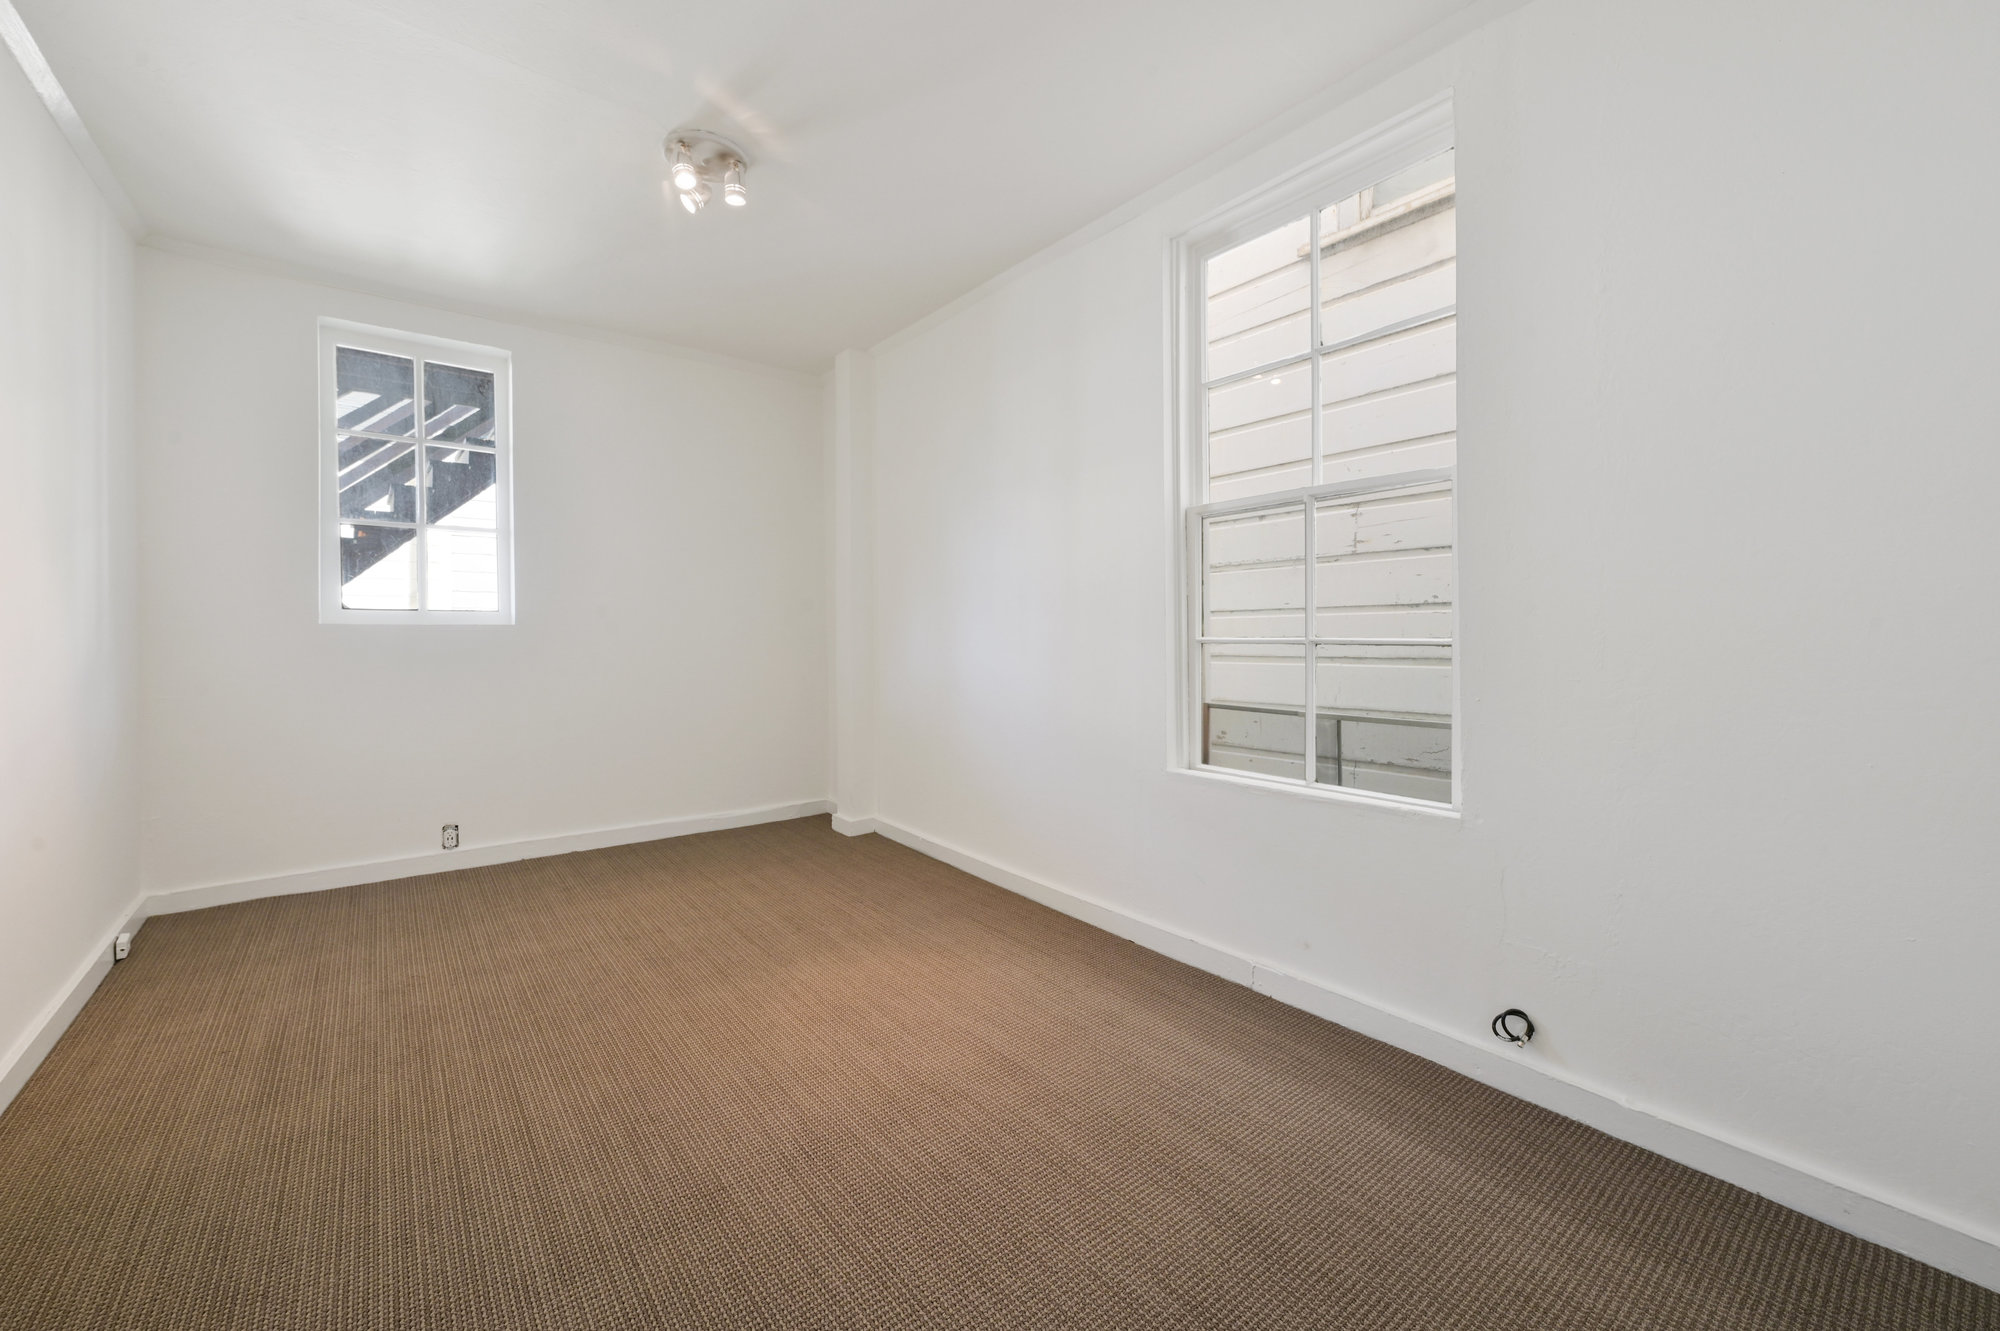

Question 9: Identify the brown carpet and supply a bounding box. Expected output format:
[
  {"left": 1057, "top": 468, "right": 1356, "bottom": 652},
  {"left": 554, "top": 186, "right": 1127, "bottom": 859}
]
[{"left": 0, "top": 817, "right": 1992, "bottom": 1329}]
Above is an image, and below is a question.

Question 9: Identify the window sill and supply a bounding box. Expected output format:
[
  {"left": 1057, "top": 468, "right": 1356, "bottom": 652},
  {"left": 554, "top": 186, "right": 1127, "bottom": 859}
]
[
  {"left": 320, "top": 609, "right": 515, "bottom": 626},
  {"left": 1168, "top": 763, "right": 1461, "bottom": 819}
]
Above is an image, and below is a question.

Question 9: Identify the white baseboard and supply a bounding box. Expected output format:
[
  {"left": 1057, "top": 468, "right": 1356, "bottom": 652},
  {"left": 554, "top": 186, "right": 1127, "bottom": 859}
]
[
  {"left": 143, "top": 799, "right": 833, "bottom": 917},
  {"left": 0, "top": 799, "right": 832, "bottom": 1118},
  {"left": 860, "top": 814, "right": 2000, "bottom": 1294},
  {"left": 0, "top": 891, "right": 147, "bottom": 1117}
]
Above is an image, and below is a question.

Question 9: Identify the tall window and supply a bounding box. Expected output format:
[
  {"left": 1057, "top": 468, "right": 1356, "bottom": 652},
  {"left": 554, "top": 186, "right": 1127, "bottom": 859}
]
[
  {"left": 1179, "top": 108, "right": 1455, "bottom": 807},
  {"left": 319, "top": 322, "right": 513, "bottom": 624}
]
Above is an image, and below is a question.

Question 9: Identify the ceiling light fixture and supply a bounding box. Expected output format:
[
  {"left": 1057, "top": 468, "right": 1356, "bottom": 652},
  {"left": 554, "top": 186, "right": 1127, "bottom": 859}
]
[{"left": 664, "top": 130, "right": 751, "bottom": 218}]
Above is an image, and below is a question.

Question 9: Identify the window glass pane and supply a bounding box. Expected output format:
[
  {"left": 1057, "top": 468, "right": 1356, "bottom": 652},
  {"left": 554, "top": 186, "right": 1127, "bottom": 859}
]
[
  {"left": 337, "top": 440, "right": 418, "bottom": 523},
  {"left": 338, "top": 433, "right": 393, "bottom": 473},
  {"left": 1206, "top": 359, "right": 1311, "bottom": 501},
  {"left": 1321, "top": 316, "right": 1454, "bottom": 408},
  {"left": 335, "top": 348, "right": 417, "bottom": 436},
  {"left": 1204, "top": 216, "right": 1311, "bottom": 381},
  {"left": 426, "top": 527, "right": 499, "bottom": 613},
  {"left": 426, "top": 447, "right": 497, "bottom": 529},
  {"left": 1314, "top": 643, "right": 1451, "bottom": 721},
  {"left": 1202, "top": 643, "right": 1304, "bottom": 779},
  {"left": 1315, "top": 485, "right": 1454, "bottom": 641},
  {"left": 1314, "top": 705, "right": 1452, "bottom": 803},
  {"left": 1203, "top": 506, "right": 1303, "bottom": 637},
  {"left": 340, "top": 524, "right": 417, "bottom": 610},
  {"left": 1314, "top": 481, "right": 1452, "bottom": 803},
  {"left": 423, "top": 362, "right": 497, "bottom": 443},
  {"left": 1318, "top": 149, "right": 1455, "bottom": 349},
  {"left": 1320, "top": 319, "right": 1456, "bottom": 482}
]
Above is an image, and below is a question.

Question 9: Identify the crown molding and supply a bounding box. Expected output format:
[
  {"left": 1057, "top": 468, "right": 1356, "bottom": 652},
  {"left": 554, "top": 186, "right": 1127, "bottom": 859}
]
[{"left": 0, "top": 0, "right": 144, "bottom": 236}]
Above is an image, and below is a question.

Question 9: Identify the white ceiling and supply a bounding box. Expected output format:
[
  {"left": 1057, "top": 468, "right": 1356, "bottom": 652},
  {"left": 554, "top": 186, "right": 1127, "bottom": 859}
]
[{"left": 20, "top": 0, "right": 1475, "bottom": 368}]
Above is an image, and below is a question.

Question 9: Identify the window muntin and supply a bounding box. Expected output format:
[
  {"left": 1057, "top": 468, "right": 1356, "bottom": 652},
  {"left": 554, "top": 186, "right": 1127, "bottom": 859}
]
[
  {"left": 320, "top": 324, "right": 512, "bottom": 623},
  {"left": 1185, "top": 135, "right": 1456, "bottom": 807}
]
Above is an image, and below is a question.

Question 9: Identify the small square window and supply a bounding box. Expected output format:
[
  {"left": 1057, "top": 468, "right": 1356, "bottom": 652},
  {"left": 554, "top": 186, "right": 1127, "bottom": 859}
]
[{"left": 319, "top": 323, "right": 513, "bottom": 624}]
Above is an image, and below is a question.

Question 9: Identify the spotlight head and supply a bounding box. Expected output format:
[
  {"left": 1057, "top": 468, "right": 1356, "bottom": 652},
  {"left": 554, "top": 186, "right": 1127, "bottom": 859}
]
[
  {"left": 679, "top": 181, "right": 711, "bottom": 214},
  {"left": 668, "top": 139, "right": 699, "bottom": 193},
  {"left": 722, "top": 157, "right": 747, "bottom": 207}
]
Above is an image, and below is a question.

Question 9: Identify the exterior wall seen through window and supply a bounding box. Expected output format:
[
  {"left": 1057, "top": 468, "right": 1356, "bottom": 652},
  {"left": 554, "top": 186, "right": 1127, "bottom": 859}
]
[{"left": 1185, "top": 128, "right": 1456, "bottom": 807}]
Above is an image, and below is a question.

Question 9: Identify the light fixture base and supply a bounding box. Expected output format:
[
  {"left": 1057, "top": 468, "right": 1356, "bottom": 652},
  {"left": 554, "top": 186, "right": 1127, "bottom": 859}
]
[{"left": 664, "top": 130, "right": 752, "bottom": 181}]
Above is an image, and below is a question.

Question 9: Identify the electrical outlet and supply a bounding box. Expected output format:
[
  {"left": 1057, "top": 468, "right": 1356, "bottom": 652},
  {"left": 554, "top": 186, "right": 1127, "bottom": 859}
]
[
  {"left": 442, "top": 824, "right": 459, "bottom": 850},
  {"left": 114, "top": 932, "right": 131, "bottom": 962}
]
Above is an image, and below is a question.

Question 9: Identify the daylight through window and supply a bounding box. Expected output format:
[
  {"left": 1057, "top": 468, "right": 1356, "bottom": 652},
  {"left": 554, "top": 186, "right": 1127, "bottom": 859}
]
[
  {"left": 1184, "top": 129, "right": 1456, "bottom": 806},
  {"left": 320, "top": 324, "right": 512, "bottom": 623}
]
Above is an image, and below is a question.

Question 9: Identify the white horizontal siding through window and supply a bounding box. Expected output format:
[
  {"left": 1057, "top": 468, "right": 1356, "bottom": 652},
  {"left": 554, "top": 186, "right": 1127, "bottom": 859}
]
[{"left": 1180, "top": 107, "right": 1457, "bottom": 809}]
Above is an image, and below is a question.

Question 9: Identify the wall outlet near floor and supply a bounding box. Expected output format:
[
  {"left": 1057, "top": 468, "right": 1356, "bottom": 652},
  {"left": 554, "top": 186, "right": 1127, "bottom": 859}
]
[
  {"left": 113, "top": 932, "right": 131, "bottom": 962},
  {"left": 442, "top": 824, "right": 460, "bottom": 850}
]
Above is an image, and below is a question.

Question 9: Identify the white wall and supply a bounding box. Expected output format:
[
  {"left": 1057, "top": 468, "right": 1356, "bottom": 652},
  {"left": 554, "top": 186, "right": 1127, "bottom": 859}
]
[
  {"left": 855, "top": 0, "right": 2000, "bottom": 1278},
  {"left": 137, "top": 249, "right": 827, "bottom": 893},
  {"left": 0, "top": 36, "right": 137, "bottom": 1091},
  {"left": 827, "top": 349, "right": 877, "bottom": 823}
]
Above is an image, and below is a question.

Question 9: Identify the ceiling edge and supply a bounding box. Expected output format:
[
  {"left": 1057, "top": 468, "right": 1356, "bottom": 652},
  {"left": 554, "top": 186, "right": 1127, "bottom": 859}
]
[
  {"left": 863, "top": 0, "right": 1519, "bottom": 363},
  {"left": 141, "top": 232, "right": 828, "bottom": 382}
]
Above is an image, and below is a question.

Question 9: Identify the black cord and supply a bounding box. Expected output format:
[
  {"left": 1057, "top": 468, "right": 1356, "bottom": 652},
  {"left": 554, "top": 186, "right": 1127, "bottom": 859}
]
[{"left": 1491, "top": 1008, "right": 1535, "bottom": 1046}]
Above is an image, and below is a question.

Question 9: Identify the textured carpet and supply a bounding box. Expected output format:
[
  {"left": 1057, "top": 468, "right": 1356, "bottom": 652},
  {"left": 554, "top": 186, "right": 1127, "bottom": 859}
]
[{"left": 0, "top": 816, "right": 1993, "bottom": 1330}]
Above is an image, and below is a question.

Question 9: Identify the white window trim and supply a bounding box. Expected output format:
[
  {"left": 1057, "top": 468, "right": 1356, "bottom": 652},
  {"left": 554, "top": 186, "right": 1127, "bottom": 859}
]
[
  {"left": 1168, "top": 93, "right": 1459, "bottom": 815},
  {"left": 318, "top": 319, "right": 516, "bottom": 625}
]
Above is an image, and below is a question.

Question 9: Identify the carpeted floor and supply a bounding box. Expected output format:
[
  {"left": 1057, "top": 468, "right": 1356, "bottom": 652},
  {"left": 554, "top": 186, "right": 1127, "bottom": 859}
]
[{"left": 0, "top": 817, "right": 1993, "bottom": 1329}]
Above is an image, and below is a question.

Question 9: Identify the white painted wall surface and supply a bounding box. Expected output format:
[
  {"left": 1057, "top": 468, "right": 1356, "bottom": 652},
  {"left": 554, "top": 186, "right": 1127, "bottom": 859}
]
[
  {"left": 827, "top": 349, "right": 877, "bottom": 825},
  {"left": 0, "top": 37, "right": 137, "bottom": 1087},
  {"left": 137, "top": 249, "right": 827, "bottom": 894},
  {"left": 860, "top": 0, "right": 2000, "bottom": 1268}
]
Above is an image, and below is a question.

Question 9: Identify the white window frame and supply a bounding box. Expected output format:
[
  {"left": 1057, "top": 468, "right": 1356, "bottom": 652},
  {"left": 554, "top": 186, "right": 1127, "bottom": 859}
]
[
  {"left": 318, "top": 320, "right": 516, "bottom": 625},
  {"left": 1169, "top": 95, "right": 1458, "bottom": 814}
]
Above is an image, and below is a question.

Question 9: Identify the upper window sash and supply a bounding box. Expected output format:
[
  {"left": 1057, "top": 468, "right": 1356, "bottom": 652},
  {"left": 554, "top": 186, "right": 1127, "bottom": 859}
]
[{"left": 1183, "top": 115, "right": 1456, "bottom": 509}]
